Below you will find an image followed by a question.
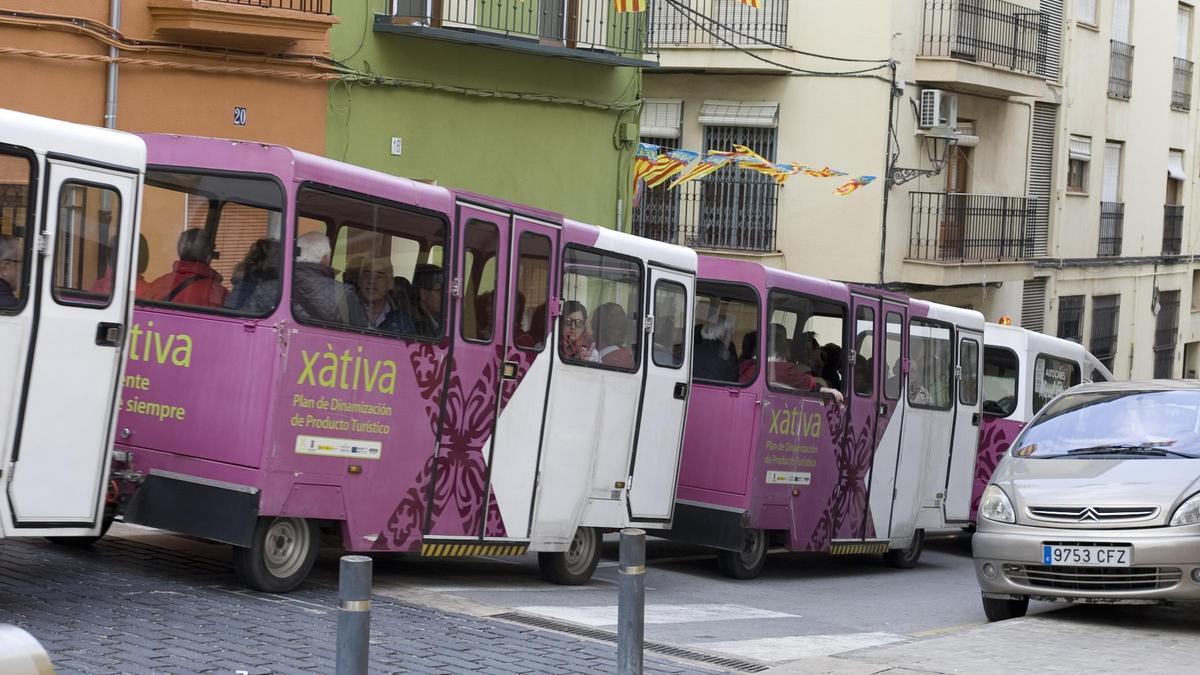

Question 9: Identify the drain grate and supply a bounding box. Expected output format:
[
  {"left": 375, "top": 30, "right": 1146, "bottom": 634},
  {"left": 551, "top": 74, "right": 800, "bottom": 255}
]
[{"left": 492, "top": 611, "right": 770, "bottom": 673}]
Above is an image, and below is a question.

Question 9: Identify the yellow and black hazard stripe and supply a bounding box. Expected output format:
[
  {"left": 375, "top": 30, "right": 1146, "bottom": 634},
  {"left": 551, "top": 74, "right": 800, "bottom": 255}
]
[
  {"left": 420, "top": 542, "right": 530, "bottom": 557},
  {"left": 829, "top": 541, "right": 889, "bottom": 556}
]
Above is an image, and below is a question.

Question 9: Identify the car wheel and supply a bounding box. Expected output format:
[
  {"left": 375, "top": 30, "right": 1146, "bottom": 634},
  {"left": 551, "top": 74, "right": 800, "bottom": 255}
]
[
  {"left": 884, "top": 528, "right": 924, "bottom": 569},
  {"left": 232, "top": 516, "right": 319, "bottom": 593},
  {"left": 716, "top": 528, "right": 767, "bottom": 580},
  {"left": 981, "top": 594, "right": 1029, "bottom": 622},
  {"left": 538, "top": 526, "right": 601, "bottom": 585}
]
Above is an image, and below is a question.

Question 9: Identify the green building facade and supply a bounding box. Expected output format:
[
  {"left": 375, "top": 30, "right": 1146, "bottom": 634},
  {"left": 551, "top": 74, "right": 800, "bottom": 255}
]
[{"left": 326, "top": 0, "right": 647, "bottom": 229}]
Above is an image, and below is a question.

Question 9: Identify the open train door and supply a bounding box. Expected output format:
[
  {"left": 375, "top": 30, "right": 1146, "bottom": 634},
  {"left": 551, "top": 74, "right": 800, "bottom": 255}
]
[{"left": 0, "top": 110, "right": 143, "bottom": 537}]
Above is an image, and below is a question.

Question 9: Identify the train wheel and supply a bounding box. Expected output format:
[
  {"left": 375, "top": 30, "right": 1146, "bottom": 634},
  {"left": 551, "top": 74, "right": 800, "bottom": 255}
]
[
  {"left": 232, "top": 516, "right": 319, "bottom": 593},
  {"left": 982, "top": 594, "right": 1029, "bottom": 622},
  {"left": 884, "top": 528, "right": 925, "bottom": 569},
  {"left": 538, "top": 526, "right": 601, "bottom": 585},
  {"left": 716, "top": 528, "right": 767, "bottom": 580}
]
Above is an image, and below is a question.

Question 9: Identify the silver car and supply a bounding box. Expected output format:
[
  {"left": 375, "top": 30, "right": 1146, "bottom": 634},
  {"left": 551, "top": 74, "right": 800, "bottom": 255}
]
[{"left": 974, "top": 381, "right": 1200, "bottom": 621}]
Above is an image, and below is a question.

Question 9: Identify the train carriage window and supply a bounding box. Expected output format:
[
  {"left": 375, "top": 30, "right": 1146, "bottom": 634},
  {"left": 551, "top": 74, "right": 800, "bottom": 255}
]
[
  {"left": 139, "top": 170, "right": 284, "bottom": 315},
  {"left": 0, "top": 152, "right": 34, "bottom": 313},
  {"left": 960, "top": 338, "right": 980, "bottom": 406},
  {"left": 853, "top": 306, "right": 875, "bottom": 397},
  {"left": 908, "top": 319, "right": 953, "bottom": 410},
  {"left": 1033, "top": 354, "right": 1081, "bottom": 414},
  {"left": 460, "top": 219, "right": 498, "bottom": 343},
  {"left": 515, "top": 232, "right": 552, "bottom": 352},
  {"left": 766, "top": 290, "right": 846, "bottom": 396},
  {"left": 293, "top": 185, "right": 447, "bottom": 339},
  {"left": 982, "top": 346, "right": 1019, "bottom": 417},
  {"left": 51, "top": 182, "right": 122, "bottom": 307},
  {"left": 653, "top": 280, "right": 687, "bottom": 368},
  {"left": 560, "top": 246, "right": 641, "bottom": 371},
  {"left": 693, "top": 281, "right": 758, "bottom": 385},
  {"left": 883, "top": 312, "right": 903, "bottom": 400}
]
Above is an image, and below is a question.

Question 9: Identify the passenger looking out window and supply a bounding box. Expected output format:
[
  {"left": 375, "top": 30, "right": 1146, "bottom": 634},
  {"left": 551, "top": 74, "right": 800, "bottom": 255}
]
[
  {"left": 348, "top": 255, "right": 414, "bottom": 334},
  {"left": 593, "top": 302, "right": 636, "bottom": 368},
  {"left": 410, "top": 263, "right": 444, "bottom": 338},
  {"left": 559, "top": 247, "right": 642, "bottom": 371},
  {"left": 224, "top": 238, "right": 281, "bottom": 314},
  {"left": 144, "top": 229, "right": 228, "bottom": 308},
  {"left": 291, "top": 231, "right": 366, "bottom": 327},
  {"left": 0, "top": 234, "right": 19, "bottom": 308},
  {"left": 693, "top": 310, "right": 739, "bottom": 382},
  {"left": 561, "top": 300, "right": 598, "bottom": 362}
]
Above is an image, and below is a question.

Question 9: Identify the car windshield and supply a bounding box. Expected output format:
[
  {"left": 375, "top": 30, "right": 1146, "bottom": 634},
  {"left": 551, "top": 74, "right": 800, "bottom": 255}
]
[{"left": 1013, "top": 390, "right": 1200, "bottom": 459}]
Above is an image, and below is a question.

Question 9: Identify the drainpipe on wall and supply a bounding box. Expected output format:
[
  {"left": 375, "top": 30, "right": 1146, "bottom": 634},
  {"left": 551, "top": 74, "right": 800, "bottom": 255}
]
[{"left": 103, "top": 0, "right": 121, "bottom": 129}]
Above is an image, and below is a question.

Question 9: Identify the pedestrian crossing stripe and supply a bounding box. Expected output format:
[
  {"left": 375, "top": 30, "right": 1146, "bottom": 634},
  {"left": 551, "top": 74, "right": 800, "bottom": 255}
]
[
  {"left": 420, "top": 542, "right": 529, "bottom": 557},
  {"left": 829, "top": 542, "right": 889, "bottom": 555}
]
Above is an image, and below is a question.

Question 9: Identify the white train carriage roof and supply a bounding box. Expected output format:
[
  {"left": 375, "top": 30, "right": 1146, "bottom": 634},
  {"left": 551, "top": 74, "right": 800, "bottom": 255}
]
[
  {"left": 580, "top": 220, "right": 699, "bottom": 272},
  {"left": 1, "top": 108, "right": 145, "bottom": 170}
]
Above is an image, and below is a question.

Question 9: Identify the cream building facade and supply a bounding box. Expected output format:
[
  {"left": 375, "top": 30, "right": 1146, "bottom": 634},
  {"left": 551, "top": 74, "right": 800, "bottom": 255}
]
[{"left": 637, "top": 0, "right": 1200, "bottom": 379}]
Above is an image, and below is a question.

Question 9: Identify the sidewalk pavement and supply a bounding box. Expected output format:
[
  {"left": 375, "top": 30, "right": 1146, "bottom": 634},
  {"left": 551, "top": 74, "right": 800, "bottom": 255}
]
[
  {"left": 0, "top": 525, "right": 717, "bottom": 674},
  {"left": 765, "top": 601, "right": 1200, "bottom": 674}
]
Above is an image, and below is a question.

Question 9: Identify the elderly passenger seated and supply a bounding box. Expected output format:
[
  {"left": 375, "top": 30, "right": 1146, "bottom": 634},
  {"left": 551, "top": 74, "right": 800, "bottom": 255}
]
[
  {"left": 291, "top": 231, "right": 366, "bottom": 327},
  {"left": 693, "top": 310, "right": 739, "bottom": 381},
  {"left": 350, "top": 256, "right": 414, "bottom": 334}
]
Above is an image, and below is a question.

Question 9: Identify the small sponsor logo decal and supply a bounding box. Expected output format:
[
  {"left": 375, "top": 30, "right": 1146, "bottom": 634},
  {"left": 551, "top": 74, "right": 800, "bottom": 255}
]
[{"left": 294, "top": 434, "right": 382, "bottom": 460}]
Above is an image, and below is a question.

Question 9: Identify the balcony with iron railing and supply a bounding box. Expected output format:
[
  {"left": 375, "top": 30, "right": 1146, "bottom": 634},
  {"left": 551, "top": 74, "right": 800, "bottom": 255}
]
[
  {"left": 1173, "top": 57, "right": 1193, "bottom": 110},
  {"left": 916, "top": 0, "right": 1051, "bottom": 98},
  {"left": 377, "top": 0, "right": 651, "bottom": 66},
  {"left": 1109, "top": 40, "right": 1133, "bottom": 99},
  {"left": 908, "top": 192, "right": 1032, "bottom": 263},
  {"left": 632, "top": 173, "right": 779, "bottom": 253},
  {"left": 645, "top": 0, "right": 790, "bottom": 71},
  {"left": 1099, "top": 201, "right": 1124, "bottom": 257},
  {"left": 146, "top": 0, "right": 337, "bottom": 51},
  {"left": 1164, "top": 204, "right": 1184, "bottom": 255}
]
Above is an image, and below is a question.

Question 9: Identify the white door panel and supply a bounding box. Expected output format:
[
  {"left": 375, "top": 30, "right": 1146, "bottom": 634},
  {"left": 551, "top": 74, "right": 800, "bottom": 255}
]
[{"left": 4, "top": 159, "right": 135, "bottom": 534}]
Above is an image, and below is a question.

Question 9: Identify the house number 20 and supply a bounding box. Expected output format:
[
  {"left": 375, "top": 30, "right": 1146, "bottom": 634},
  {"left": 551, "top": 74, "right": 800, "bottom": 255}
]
[{"left": 233, "top": 107, "right": 247, "bottom": 126}]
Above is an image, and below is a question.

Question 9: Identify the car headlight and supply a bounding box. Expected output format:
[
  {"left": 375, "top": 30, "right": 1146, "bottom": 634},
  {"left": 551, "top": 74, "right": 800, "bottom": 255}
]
[
  {"left": 1170, "top": 492, "right": 1200, "bottom": 526},
  {"left": 980, "top": 485, "right": 1015, "bottom": 524}
]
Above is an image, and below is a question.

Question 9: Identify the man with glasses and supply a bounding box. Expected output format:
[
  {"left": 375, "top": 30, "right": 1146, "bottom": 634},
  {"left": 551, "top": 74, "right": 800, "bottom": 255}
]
[{"left": 0, "top": 234, "right": 21, "bottom": 308}]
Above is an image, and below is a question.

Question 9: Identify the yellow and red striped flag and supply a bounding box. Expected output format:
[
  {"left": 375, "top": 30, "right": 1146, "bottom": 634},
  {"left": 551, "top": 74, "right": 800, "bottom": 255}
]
[
  {"left": 739, "top": 0, "right": 761, "bottom": 8},
  {"left": 834, "top": 175, "right": 877, "bottom": 196},
  {"left": 668, "top": 151, "right": 737, "bottom": 189},
  {"left": 614, "top": 0, "right": 646, "bottom": 12},
  {"left": 643, "top": 149, "right": 700, "bottom": 188}
]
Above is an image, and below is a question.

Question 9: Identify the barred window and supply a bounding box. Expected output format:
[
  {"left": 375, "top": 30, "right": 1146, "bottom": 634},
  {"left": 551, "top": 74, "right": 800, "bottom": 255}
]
[
  {"left": 1056, "top": 295, "right": 1085, "bottom": 343},
  {"left": 1089, "top": 294, "right": 1121, "bottom": 372},
  {"left": 1154, "top": 290, "right": 1181, "bottom": 378},
  {"left": 699, "top": 125, "right": 778, "bottom": 252}
]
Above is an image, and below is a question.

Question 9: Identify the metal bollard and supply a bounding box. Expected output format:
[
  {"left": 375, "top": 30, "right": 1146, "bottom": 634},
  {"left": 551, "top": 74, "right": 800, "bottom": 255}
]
[
  {"left": 336, "top": 555, "right": 372, "bottom": 675},
  {"left": 0, "top": 625, "right": 55, "bottom": 675},
  {"left": 617, "top": 528, "right": 645, "bottom": 675}
]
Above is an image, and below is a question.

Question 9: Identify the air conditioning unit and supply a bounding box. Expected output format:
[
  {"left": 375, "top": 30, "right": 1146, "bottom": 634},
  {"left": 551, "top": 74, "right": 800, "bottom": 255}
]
[{"left": 918, "top": 89, "right": 958, "bottom": 131}]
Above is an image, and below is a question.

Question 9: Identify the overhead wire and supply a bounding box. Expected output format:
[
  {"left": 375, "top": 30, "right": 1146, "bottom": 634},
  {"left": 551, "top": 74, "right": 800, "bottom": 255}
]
[{"left": 659, "top": 0, "right": 892, "bottom": 77}]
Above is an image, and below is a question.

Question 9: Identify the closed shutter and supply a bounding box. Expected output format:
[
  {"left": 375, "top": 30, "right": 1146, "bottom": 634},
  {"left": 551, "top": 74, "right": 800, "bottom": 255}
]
[
  {"left": 1102, "top": 142, "right": 1122, "bottom": 202},
  {"left": 1026, "top": 102, "right": 1056, "bottom": 257},
  {"left": 1021, "top": 277, "right": 1047, "bottom": 333},
  {"left": 1179, "top": 5, "right": 1192, "bottom": 60},
  {"left": 1113, "top": 0, "right": 1132, "bottom": 43},
  {"left": 1038, "top": 0, "right": 1064, "bottom": 81}
]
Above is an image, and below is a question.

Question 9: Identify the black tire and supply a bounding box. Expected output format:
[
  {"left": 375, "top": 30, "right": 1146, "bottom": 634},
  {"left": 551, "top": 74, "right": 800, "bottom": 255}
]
[
  {"left": 47, "top": 512, "right": 115, "bottom": 548},
  {"left": 232, "top": 516, "right": 319, "bottom": 593},
  {"left": 982, "top": 594, "right": 1029, "bottom": 622},
  {"left": 884, "top": 529, "right": 924, "bottom": 569},
  {"left": 538, "top": 526, "right": 601, "bottom": 585},
  {"left": 716, "top": 528, "right": 767, "bottom": 580}
]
